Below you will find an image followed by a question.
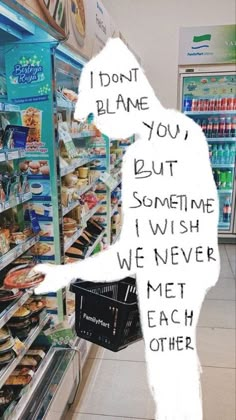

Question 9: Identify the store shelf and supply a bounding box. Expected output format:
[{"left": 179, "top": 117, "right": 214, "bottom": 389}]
[
  {"left": 211, "top": 164, "right": 235, "bottom": 168},
  {"left": 60, "top": 156, "right": 93, "bottom": 177},
  {"left": 85, "top": 230, "right": 106, "bottom": 257},
  {"left": 64, "top": 227, "right": 85, "bottom": 252},
  {"left": 82, "top": 201, "right": 104, "bottom": 224},
  {"left": 218, "top": 222, "right": 231, "bottom": 229},
  {"left": 185, "top": 111, "right": 236, "bottom": 116},
  {"left": 4, "top": 346, "right": 56, "bottom": 420},
  {"left": 0, "top": 235, "right": 39, "bottom": 271},
  {"left": 217, "top": 189, "right": 233, "bottom": 194},
  {"left": 0, "top": 148, "right": 26, "bottom": 162},
  {"left": 0, "top": 291, "right": 32, "bottom": 329},
  {"left": 111, "top": 200, "right": 122, "bottom": 217},
  {"left": 71, "top": 130, "right": 96, "bottom": 139},
  {"left": 62, "top": 179, "right": 99, "bottom": 216},
  {"left": 0, "top": 192, "right": 32, "bottom": 213},
  {"left": 111, "top": 177, "right": 122, "bottom": 192},
  {"left": 0, "top": 312, "right": 49, "bottom": 389},
  {"left": 110, "top": 157, "right": 123, "bottom": 170},
  {"left": 207, "top": 137, "right": 236, "bottom": 143}
]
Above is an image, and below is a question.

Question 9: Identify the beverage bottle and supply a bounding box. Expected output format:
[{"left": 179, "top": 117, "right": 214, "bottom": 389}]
[
  {"left": 225, "top": 117, "right": 232, "bottom": 137},
  {"left": 199, "top": 98, "right": 204, "bottom": 111},
  {"left": 226, "top": 170, "right": 233, "bottom": 189},
  {"left": 227, "top": 96, "right": 234, "bottom": 110},
  {"left": 212, "top": 144, "right": 218, "bottom": 164},
  {"left": 208, "top": 144, "right": 212, "bottom": 162},
  {"left": 223, "top": 197, "right": 231, "bottom": 223},
  {"left": 192, "top": 99, "right": 198, "bottom": 111},
  {"left": 207, "top": 119, "right": 213, "bottom": 138},
  {"left": 219, "top": 170, "right": 227, "bottom": 189},
  {"left": 213, "top": 118, "right": 219, "bottom": 137},
  {"left": 230, "top": 117, "right": 236, "bottom": 137},
  {"left": 203, "top": 99, "right": 209, "bottom": 111},
  {"left": 201, "top": 119, "right": 207, "bottom": 135},
  {"left": 219, "top": 117, "right": 225, "bottom": 137},
  {"left": 209, "top": 98, "right": 215, "bottom": 111},
  {"left": 217, "top": 144, "right": 223, "bottom": 164},
  {"left": 213, "top": 170, "right": 220, "bottom": 188},
  {"left": 223, "top": 144, "right": 230, "bottom": 164},
  {"left": 229, "top": 144, "right": 235, "bottom": 164},
  {"left": 215, "top": 97, "right": 221, "bottom": 111},
  {"left": 221, "top": 97, "right": 227, "bottom": 110}
]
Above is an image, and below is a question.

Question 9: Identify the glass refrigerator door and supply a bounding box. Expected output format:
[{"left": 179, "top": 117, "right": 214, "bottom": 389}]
[{"left": 180, "top": 72, "right": 236, "bottom": 234}]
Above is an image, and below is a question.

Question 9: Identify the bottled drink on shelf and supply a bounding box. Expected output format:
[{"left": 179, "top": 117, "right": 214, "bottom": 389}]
[
  {"left": 217, "top": 144, "right": 223, "bottom": 164},
  {"left": 226, "top": 170, "right": 233, "bottom": 189},
  {"left": 199, "top": 98, "right": 204, "bottom": 111},
  {"left": 213, "top": 169, "right": 220, "bottom": 189},
  {"left": 212, "top": 118, "right": 219, "bottom": 138},
  {"left": 223, "top": 144, "right": 230, "bottom": 164},
  {"left": 207, "top": 118, "right": 213, "bottom": 138},
  {"left": 225, "top": 117, "right": 232, "bottom": 137},
  {"left": 229, "top": 144, "right": 235, "bottom": 164},
  {"left": 227, "top": 97, "right": 234, "bottom": 110},
  {"left": 184, "top": 98, "right": 192, "bottom": 111},
  {"left": 203, "top": 99, "right": 209, "bottom": 111},
  {"left": 223, "top": 197, "right": 231, "bottom": 223},
  {"left": 215, "top": 97, "right": 221, "bottom": 111},
  {"left": 221, "top": 97, "right": 227, "bottom": 111},
  {"left": 209, "top": 98, "right": 215, "bottom": 111},
  {"left": 201, "top": 119, "right": 207, "bottom": 135},
  {"left": 231, "top": 117, "right": 236, "bottom": 137},
  {"left": 212, "top": 144, "right": 218, "bottom": 164},
  {"left": 219, "top": 117, "right": 225, "bottom": 138},
  {"left": 219, "top": 171, "right": 227, "bottom": 189},
  {"left": 192, "top": 99, "right": 198, "bottom": 111}
]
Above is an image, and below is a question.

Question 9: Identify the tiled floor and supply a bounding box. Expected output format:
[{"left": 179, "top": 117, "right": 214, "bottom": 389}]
[{"left": 67, "top": 244, "right": 236, "bottom": 420}]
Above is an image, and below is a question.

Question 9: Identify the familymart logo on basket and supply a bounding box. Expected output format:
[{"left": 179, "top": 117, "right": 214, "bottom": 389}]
[
  {"left": 188, "top": 34, "right": 213, "bottom": 57},
  {"left": 83, "top": 313, "right": 110, "bottom": 328}
]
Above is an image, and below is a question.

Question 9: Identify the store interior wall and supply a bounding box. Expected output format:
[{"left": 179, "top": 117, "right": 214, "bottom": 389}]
[{"left": 102, "top": 0, "right": 236, "bottom": 109}]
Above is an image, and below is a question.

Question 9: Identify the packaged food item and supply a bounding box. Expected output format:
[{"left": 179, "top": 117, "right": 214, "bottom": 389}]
[
  {"left": 25, "top": 299, "right": 45, "bottom": 315},
  {"left": 0, "top": 336, "right": 15, "bottom": 354},
  {"left": 5, "top": 367, "right": 34, "bottom": 386},
  {"left": 0, "top": 351, "right": 15, "bottom": 365},
  {"left": 7, "top": 319, "right": 31, "bottom": 329},
  {"left": 0, "top": 387, "right": 14, "bottom": 406},
  {"left": 0, "top": 327, "right": 11, "bottom": 344},
  {"left": 0, "top": 231, "right": 10, "bottom": 256},
  {"left": 9, "top": 324, "right": 31, "bottom": 340},
  {"left": 11, "top": 306, "right": 31, "bottom": 321},
  {"left": 20, "top": 355, "right": 38, "bottom": 367},
  {"left": 4, "top": 267, "right": 44, "bottom": 289}
]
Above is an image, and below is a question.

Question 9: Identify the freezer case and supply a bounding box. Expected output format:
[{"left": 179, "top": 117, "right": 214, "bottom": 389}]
[{"left": 179, "top": 69, "right": 236, "bottom": 240}]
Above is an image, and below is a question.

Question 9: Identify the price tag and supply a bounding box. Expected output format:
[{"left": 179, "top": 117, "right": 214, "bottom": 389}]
[
  {"left": 0, "top": 152, "right": 6, "bottom": 162},
  {"left": 7, "top": 150, "right": 19, "bottom": 160},
  {"left": 99, "top": 172, "right": 118, "bottom": 190}
]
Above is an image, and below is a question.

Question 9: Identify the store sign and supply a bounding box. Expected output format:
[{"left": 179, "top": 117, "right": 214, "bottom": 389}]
[
  {"left": 10, "top": 56, "right": 44, "bottom": 85},
  {"left": 179, "top": 25, "right": 236, "bottom": 65}
]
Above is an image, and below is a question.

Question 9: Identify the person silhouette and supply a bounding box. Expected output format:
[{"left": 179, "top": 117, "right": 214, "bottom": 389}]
[{"left": 32, "top": 39, "right": 220, "bottom": 420}]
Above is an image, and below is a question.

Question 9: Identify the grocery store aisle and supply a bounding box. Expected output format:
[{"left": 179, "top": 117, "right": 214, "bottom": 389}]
[{"left": 67, "top": 244, "right": 235, "bottom": 420}]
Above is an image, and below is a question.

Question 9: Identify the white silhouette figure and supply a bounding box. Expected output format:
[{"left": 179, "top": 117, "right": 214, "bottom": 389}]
[{"left": 32, "top": 39, "right": 220, "bottom": 420}]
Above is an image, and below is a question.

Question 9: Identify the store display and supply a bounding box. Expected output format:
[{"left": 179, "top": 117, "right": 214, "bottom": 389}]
[{"left": 181, "top": 73, "right": 236, "bottom": 233}]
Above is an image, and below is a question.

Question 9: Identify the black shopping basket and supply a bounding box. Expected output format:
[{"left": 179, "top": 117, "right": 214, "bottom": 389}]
[{"left": 70, "top": 277, "right": 142, "bottom": 352}]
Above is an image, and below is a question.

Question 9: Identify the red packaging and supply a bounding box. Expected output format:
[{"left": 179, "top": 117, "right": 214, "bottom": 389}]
[
  {"left": 215, "top": 98, "right": 221, "bottom": 111},
  {"left": 203, "top": 99, "right": 209, "bottom": 111},
  {"left": 233, "top": 98, "right": 236, "bottom": 110},
  {"left": 221, "top": 98, "right": 227, "bottom": 111},
  {"left": 227, "top": 97, "right": 234, "bottom": 110},
  {"left": 199, "top": 99, "right": 204, "bottom": 111},
  {"left": 208, "top": 99, "right": 215, "bottom": 111},
  {"left": 192, "top": 99, "right": 198, "bottom": 111}
]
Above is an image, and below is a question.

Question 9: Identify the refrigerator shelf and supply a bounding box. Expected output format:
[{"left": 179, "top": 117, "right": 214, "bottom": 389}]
[
  {"left": 207, "top": 137, "right": 236, "bottom": 143},
  {"left": 0, "top": 312, "right": 49, "bottom": 389},
  {"left": 185, "top": 111, "right": 236, "bottom": 117},
  {"left": 0, "top": 291, "right": 32, "bottom": 329},
  {"left": 211, "top": 164, "right": 235, "bottom": 168},
  {"left": 217, "top": 189, "right": 233, "bottom": 194},
  {"left": 218, "top": 222, "right": 231, "bottom": 229}
]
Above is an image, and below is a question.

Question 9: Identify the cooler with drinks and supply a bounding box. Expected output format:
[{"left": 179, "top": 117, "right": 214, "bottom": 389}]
[{"left": 179, "top": 73, "right": 236, "bottom": 239}]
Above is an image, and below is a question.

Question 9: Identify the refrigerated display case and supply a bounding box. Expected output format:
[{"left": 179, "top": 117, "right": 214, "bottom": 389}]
[{"left": 178, "top": 68, "right": 236, "bottom": 242}]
